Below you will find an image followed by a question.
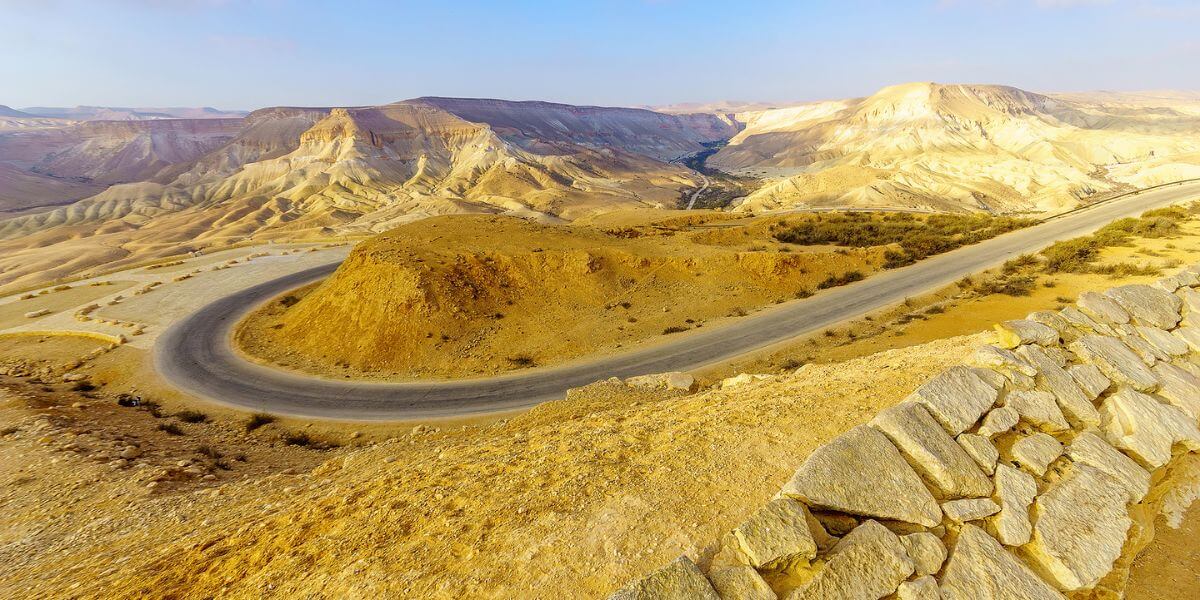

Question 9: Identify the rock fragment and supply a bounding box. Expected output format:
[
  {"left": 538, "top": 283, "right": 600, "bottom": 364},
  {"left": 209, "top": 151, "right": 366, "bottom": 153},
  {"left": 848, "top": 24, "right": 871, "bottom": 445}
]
[
  {"left": 1151, "top": 361, "right": 1200, "bottom": 419},
  {"left": 732, "top": 498, "right": 817, "bottom": 569},
  {"left": 900, "top": 531, "right": 947, "bottom": 577},
  {"left": 1010, "top": 432, "right": 1063, "bottom": 476},
  {"left": 1026, "top": 465, "right": 1131, "bottom": 591},
  {"left": 939, "top": 524, "right": 1064, "bottom": 600},
  {"left": 1066, "top": 364, "right": 1110, "bottom": 400},
  {"left": 994, "top": 320, "right": 1058, "bottom": 348},
  {"left": 1104, "top": 284, "right": 1182, "bottom": 329},
  {"left": 1077, "top": 291, "right": 1130, "bottom": 325},
  {"left": 1136, "top": 325, "right": 1189, "bottom": 357},
  {"left": 942, "top": 498, "right": 1001, "bottom": 522},
  {"left": 609, "top": 556, "right": 720, "bottom": 600},
  {"left": 956, "top": 433, "right": 998, "bottom": 475},
  {"left": 1004, "top": 390, "right": 1070, "bottom": 433},
  {"left": 897, "top": 576, "right": 942, "bottom": 600},
  {"left": 907, "top": 366, "right": 998, "bottom": 435},
  {"left": 870, "top": 402, "right": 993, "bottom": 499},
  {"left": 708, "top": 566, "right": 776, "bottom": 600},
  {"left": 977, "top": 406, "right": 1019, "bottom": 438},
  {"left": 788, "top": 520, "right": 914, "bottom": 600},
  {"left": 782, "top": 426, "right": 942, "bottom": 527},
  {"left": 1174, "top": 326, "right": 1200, "bottom": 352},
  {"left": 1064, "top": 432, "right": 1150, "bottom": 503},
  {"left": 1099, "top": 388, "right": 1200, "bottom": 468},
  {"left": 1068, "top": 335, "right": 1159, "bottom": 392},
  {"left": 992, "top": 463, "right": 1038, "bottom": 546},
  {"left": 1016, "top": 345, "right": 1100, "bottom": 429}
]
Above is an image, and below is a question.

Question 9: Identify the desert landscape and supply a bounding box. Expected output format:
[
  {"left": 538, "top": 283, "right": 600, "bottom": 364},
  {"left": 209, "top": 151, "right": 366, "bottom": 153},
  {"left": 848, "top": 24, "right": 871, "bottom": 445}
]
[{"left": 6, "top": 1, "right": 1200, "bottom": 598}]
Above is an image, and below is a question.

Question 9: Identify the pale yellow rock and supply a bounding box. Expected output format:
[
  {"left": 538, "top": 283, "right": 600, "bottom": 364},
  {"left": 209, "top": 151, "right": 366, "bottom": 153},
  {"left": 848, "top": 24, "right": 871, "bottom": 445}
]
[
  {"left": 1010, "top": 433, "right": 1062, "bottom": 477},
  {"left": 1060, "top": 306, "right": 1118, "bottom": 337},
  {"left": 1028, "top": 310, "right": 1079, "bottom": 343},
  {"left": 786, "top": 520, "right": 914, "bottom": 600},
  {"left": 900, "top": 531, "right": 947, "bottom": 577},
  {"left": 1117, "top": 325, "right": 1168, "bottom": 364},
  {"left": 1004, "top": 390, "right": 1070, "bottom": 433},
  {"left": 870, "top": 402, "right": 993, "bottom": 499},
  {"left": 609, "top": 556, "right": 720, "bottom": 600},
  {"left": 1016, "top": 345, "right": 1100, "bottom": 429},
  {"left": 1066, "top": 364, "right": 1110, "bottom": 400},
  {"left": 993, "top": 320, "right": 1058, "bottom": 348},
  {"left": 1068, "top": 335, "right": 1159, "bottom": 392},
  {"left": 1099, "top": 388, "right": 1200, "bottom": 468},
  {"left": 942, "top": 498, "right": 1001, "bottom": 523},
  {"left": 1077, "top": 292, "right": 1130, "bottom": 325},
  {"left": 1173, "top": 325, "right": 1200, "bottom": 352},
  {"left": 939, "top": 524, "right": 1064, "bottom": 600},
  {"left": 1151, "top": 361, "right": 1200, "bottom": 419},
  {"left": 956, "top": 433, "right": 998, "bottom": 475},
  {"left": 1136, "top": 325, "right": 1189, "bottom": 356},
  {"left": 781, "top": 426, "right": 942, "bottom": 527},
  {"left": 907, "top": 366, "right": 998, "bottom": 435},
  {"left": 1026, "top": 465, "right": 1131, "bottom": 592},
  {"left": 1104, "top": 284, "right": 1183, "bottom": 329},
  {"left": 733, "top": 498, "right": 818, "bottom": 569},
  {"left": 1064, "top": 432, "right": 1150, "bottom": 503},
  {"left": 897, "top": 576, "right": 942, "bottom": 600},
  {"left": 992, "top": 463, "right": 1037, "bottom": 546},
  {"left": 968, "top": 346, "right": 1036, "bottom": 379},
  {"left": 977, "top": 406, "right": 1019, "bottom": 438},
  {"left": 708, "top": 566, "right": 776, "bottom": 600}
]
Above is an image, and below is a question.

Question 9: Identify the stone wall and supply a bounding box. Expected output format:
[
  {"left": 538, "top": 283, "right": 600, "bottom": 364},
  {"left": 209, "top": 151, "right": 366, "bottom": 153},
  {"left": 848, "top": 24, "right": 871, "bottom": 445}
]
[{"left": 611, "top": 266, "right": 1200, "bottom": 599}]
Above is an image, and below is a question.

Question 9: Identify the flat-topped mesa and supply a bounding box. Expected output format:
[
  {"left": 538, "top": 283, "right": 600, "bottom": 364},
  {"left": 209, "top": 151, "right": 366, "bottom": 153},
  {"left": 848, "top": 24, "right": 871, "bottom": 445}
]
[{"left": 612, "top": 264, "right": 1200, "bottom": 599}]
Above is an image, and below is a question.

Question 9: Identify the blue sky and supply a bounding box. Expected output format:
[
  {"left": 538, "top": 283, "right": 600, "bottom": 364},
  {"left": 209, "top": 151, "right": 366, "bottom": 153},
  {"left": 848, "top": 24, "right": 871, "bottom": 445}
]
[{"left": 3, "top": 0, "right": 1198, "bottom": 110}]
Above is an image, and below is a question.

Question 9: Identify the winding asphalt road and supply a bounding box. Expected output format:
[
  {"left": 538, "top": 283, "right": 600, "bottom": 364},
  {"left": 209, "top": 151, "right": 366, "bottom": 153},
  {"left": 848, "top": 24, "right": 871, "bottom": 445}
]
[{"left": 156, "top": 181, "right": 1200, "bottom": 420}]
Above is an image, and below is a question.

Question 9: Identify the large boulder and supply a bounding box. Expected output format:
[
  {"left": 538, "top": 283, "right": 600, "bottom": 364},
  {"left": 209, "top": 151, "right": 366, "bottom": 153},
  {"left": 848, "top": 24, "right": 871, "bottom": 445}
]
[
  {"left": 1025, "top": 465, "right": 1132, "bottom": 591},
  {"left": 906, "top": 366, "right": 999, "bottom": 435},
  {"left": 782, "top": 426, "right": 942, "bottom": 527},
  {"left": 1064, "top": 431, "right": 1150, "bottom": 503},
  {"left": 733, "top": 498, "right": 818, "bottom": 569},
  {"left": 786, "top": 521, "right": 914, "bottom": 600},
  {"left": 1104, "top": 284, "right": 1182, "bottom": 329},
  {"left": 1099, "top": 388, "right": 1200, "bottom": 468},
  {"left": 870, "top": 402, "right": 993, "bottom": 499},
  {"left": 939, "top": 525, "right": 1065, "bottom": 600},
  {"left": 1068, "top": 335, "right": 1159, "bottom": 392}
]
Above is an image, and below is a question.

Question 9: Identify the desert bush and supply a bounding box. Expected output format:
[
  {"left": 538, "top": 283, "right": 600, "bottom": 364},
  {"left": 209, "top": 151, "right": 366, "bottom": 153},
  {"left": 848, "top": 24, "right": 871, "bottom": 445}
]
[
  {"left": 244, "top": 412, "right": 275, "bottom": 432},
  {"left": 817, "top": 271, "right": 865, "bottom": 289},
  {"left": 157, "top": 423, "right": 184, "bottom": 436},
  {"left": 175, "top": 410, "right": 209, "bottom": 424},
  {"left": 506, "top": 355, "right": 537, "bottom": 367},
  {"left": 1041, "top": 237, "right": 1100, "bottom": 273},
  {"left": 662, "top": 325, "right": 689, "bottom": 334},
  {"left": 773, "top": 212, "right": 1033, "bottom": 262}
]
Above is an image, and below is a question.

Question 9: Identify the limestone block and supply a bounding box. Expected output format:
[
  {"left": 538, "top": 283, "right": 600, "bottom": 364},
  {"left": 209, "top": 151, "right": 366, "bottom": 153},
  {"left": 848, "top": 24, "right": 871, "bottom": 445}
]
[
  {"left": 994, "top": 320, "right": 1058, "bottom": 348},
  {"left": 782, "top": 426, "right": 942, "bottom": 527},
  {"left": 1116, "top": 325, "right": 1168, "bottom": 365},
  {"left": 969, "top": 366, "right": 1007, "bottom": 390},
  {"left": 907, "top": 366, "right": 999, "bottom": 435},
  {"left": 977, "top": 406, "right": 1019, "bottom": 438},
  {"left": 1066, "top": 364, "right": 1110, "bottom": 400},
  {"left": 1010, "top": 432, "right": 1063, "bottom": 477},
  {"left": 1077, "top": 291, "right": 1130, "bottom": 325},
  {"left": 1156, "top": 269, "right": 1199, "bottom": 292},
  {"left": 1069, "top": 335, "right": 1159, "bottom": 392},
  {"left": 871, "top": 402, "right": 993, "bottom": 499},
  {"left": 1177, "top": 286, "right": 1200, "bottom": 323},
  {"left": 609, "top": 556, "right": 720, "bottom": 600},
  {"left": 733, "top": 498, "right": 818, "bottom": 569},
  {"left": 1136, "top": 325, "right": 1189, "bottom": 357},
  {"left": 1100, "top": 388, "right": 1200, "bottom": 468},
  {"left": 1104, "top": 284, "right": 1182, "bottom": 329},
  {"left": 1060, "top": 306, "right": 1117, "bottom": 337},
  {"left": 624, "top": 372, "right": 696, "bottom": 392},
  {"left": 787, "top": 520, "right": 914, "bottom": 600},
  {"left": 1026, "top": 465, "right": 1131, "bottom": 592},
  {"left": 942, "top": 498, "right": 1001, "bottom": 522},
  {"left": 1173, "top": 326, "right": 1200, "bottom": 352},
  {"left": 1017, "top": 345, "right": 1101, "bottom": 429},
  {"left": 1065, "top": 432, "right": 1150, "bottom": 503},
  {"left": 901, "top": 532, "right": 947, "bottom": 577},
  {"left": 992, "top": 463, "right": 1038, "bottom": 546},
  {"left": 1152, "top": 361, "right": 1200, "bottom": 420},
  {"left": 939, "top": 524, "right": 1064, "bottom": 600},
  {"left": 708, "top": 566, "right": 776, "bottom": 600},
  {"left": 897, "top": 576, "right": 942, "bottom": 600},
  {"left": 957, "top": 433, "right": 998, "bottom": 475},
  {"left": 969, "top": 346, "right": 1036, "bottom": 378},
  {"left": 1004, "top": 390, "right": 1070, "bottom": 433},
  {"left": 1028, "top": 310, "right": 1079, "bottom": 343}
]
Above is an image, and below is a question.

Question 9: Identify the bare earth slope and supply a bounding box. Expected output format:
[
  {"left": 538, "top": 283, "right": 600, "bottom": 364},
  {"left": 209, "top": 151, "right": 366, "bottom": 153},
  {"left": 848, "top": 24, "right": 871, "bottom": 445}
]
[{"left": 713, "top": 82, "right": 1200, "bottom": 213}]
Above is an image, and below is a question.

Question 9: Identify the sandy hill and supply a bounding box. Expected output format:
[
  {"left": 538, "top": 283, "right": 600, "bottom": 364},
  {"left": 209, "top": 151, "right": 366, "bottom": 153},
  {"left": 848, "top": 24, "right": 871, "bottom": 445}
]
[{"left": 713, "top": 82, "right": 1200, "bottom": 213}]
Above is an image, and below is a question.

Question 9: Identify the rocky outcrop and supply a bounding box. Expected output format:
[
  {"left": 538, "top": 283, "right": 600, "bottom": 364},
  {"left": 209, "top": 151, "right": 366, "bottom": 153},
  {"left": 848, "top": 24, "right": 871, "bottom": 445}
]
[{"left": 612, "top": 266, "right": 1200, "bottom": 599}]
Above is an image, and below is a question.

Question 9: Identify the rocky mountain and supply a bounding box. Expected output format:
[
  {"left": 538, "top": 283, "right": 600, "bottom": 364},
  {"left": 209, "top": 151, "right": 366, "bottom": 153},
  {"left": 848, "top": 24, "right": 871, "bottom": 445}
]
[
  {"left": 19, "top": 106, "right": 249, "bottom": 120},
  {"left": 712, "top": 82, "right": 1200, "bottom": 213},
  {"left": 0, "top": 105, "right": 36, "bottom": 118}
]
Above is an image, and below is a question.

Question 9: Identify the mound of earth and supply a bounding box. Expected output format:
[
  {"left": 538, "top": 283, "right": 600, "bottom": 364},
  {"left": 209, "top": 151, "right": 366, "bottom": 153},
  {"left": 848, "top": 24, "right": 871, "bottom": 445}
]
[{"left": 236, "top": 214, "right": 884, "bottom": 379}]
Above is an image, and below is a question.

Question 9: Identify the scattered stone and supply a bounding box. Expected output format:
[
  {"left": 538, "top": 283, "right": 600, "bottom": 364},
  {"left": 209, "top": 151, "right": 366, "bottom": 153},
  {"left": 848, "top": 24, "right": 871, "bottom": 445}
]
[
  {"left": 939, "top": 524, "right": 1065, "bottom": 600},
  {"left": 956, "top": 433, "right": 998, "bottom": 475},
  {"left": 1099, "top": 388, "right": 1200, "bottom": 468},
  {"left": 906, "top": 366, "right": 998, "bottom": 435},
  {"left": 1010, "top": 433, "right": 1063, "bottom": 477},
  {"left": 1065, "top": 432, "right": 1150, "bottom": 503},
  {"left": 1104, "top": 284, "right": 1182, "bottom": 329},
  {"left": 62, "top": 373, "right": 87, "bottom": 382},
  {"left": 1077, "top": 292, "right": 1130, "bottom": 325},
  {"left": 24, "top": 308, "right": 52, "bottom": 319},
  {"left": 608, "top": 556, "right": 719, "bottom": 600},
  {"left": 1068, "top": 335, "right": 1159, "bottom": 392},
  {"left": 1151, "top": 362, "right": 1200, "bottom": 419},
  {"left": 624, "top": 372, "right": 696, "bottom": 392},
  {"left": 119, "top": 446, "right": 142, "bottom": 459},
  {"left": 992, "top": 463, "right": 1038, "bottom": 546},
  {"left": 994, "top": 320, "right": 1059, "bottom": 348},
  {"left": 732, "top": 498, "right": 817, "bottom": 569},
  {"left": 1136, "top": 325, "right": 1189, "bottom": 356},
  {"left": 870, "top": 402, "right": 992, "bottom": 499},
  {"left": 707, "top": 566, "right": 775, "bottom": 600},
  {"left": 897, "top": 576, "right": 942, "bottom": 600},
  {"left": 942, "top": 498, "right": 1001, "bottom": 522},
  {"left": 1026, "top": 465, "right": 1131, "bottom": 591},
  {"left": 977, "top": 406, "right": 1019, "bottom": 438},
  {"left": 1066, "top": 364, "right": 1110, "bottom": 400},
  {"left": 781, "top": 426, "right": 942, "bottom": 527},
  {"left": 1016, "top": 345, "right": 1100, "bottom": 429},
  {"left": 1004, "top": 390, "right": 1070, "bottom": 433},
  {"left": 788, "top": 520, "right": 914, "bottom": 600},
  {"left": 900, "top": 532, "right": 946, "bottom": 577},
  {"left": 719, "top": 373, "right": 776, "bottom": 389}
]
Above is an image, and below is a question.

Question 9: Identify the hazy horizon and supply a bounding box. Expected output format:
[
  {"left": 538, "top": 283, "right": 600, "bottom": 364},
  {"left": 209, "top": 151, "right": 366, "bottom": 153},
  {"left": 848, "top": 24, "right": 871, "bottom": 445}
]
[{"left": 4, "top": 0, "right": 1200, "bottom": 110}]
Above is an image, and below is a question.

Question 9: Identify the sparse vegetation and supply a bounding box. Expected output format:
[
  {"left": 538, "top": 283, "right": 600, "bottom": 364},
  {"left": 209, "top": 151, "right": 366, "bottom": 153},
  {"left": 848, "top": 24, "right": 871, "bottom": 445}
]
[
  {"left": 157, "top": 423, "right": 184, "bottom": 436},
  {"left": 244, "top": 412, "right": 276, "bottom": 432},
  {"left": 279, "top": 295, "right": 300, "bottom": 307},
  {"left": 662, "top": 325, "right": 689, "bottom": 334},
  {"left": 175, "top": 410, "right": 209, "bottom": 424},
  {"left": 1041, "top": 207, "right": 1185, "bottom": 274},
  {"left": 506, "top": 355, "right": 537, "bottom": 367},
  {"left": 817, "top": 270, "right": 865, "bottom": 289}
]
